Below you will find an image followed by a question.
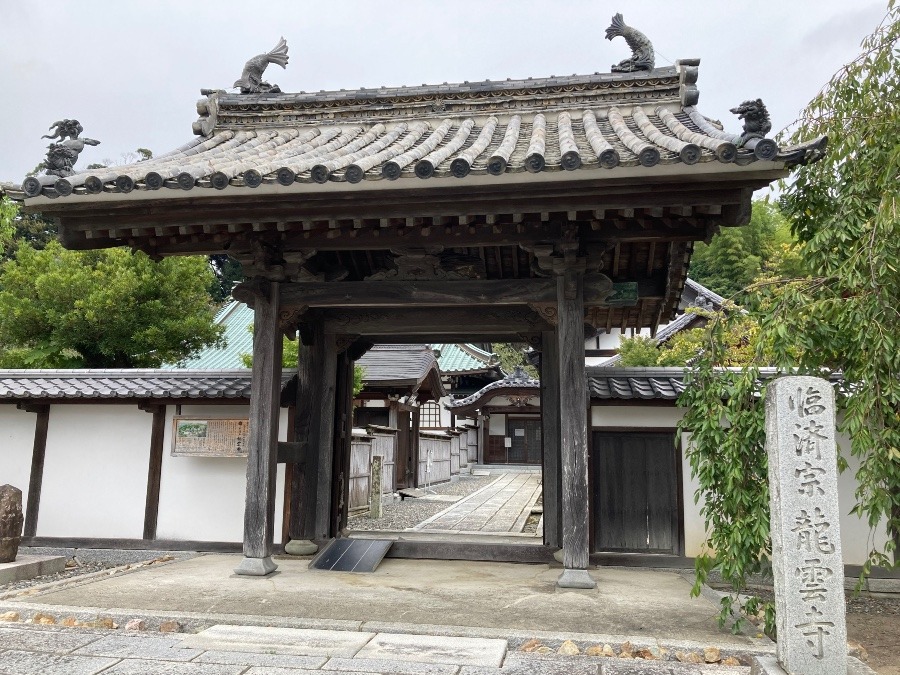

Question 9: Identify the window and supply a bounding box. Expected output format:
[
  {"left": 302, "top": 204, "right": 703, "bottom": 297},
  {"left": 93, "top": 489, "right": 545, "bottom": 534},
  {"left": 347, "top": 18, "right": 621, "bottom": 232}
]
[{"left": 420, "top": 401, "right": 442, "bottom": 429}]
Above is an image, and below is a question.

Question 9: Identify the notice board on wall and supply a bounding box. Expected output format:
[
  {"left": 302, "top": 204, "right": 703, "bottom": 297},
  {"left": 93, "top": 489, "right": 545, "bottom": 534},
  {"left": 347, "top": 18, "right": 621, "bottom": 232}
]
[{"left": 171, "top": 417, "right": 249, "bottom": 457}]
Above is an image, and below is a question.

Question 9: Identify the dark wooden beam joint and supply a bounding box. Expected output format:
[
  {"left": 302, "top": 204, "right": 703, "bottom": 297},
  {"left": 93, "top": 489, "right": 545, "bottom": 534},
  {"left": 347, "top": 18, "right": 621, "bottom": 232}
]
[
  {"left": 232, "top": 277, "right": 271, "bottom": 309},
  {"left": 17, "top": 402, "right": 49, "bottom": 415}
]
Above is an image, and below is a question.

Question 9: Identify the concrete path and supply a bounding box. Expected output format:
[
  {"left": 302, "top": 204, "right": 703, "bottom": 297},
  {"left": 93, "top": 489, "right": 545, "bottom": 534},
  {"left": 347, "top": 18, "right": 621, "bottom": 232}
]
[
  {"left": 413, "top": 473, "right": 542, "bottom": 535},
  {"left": 0, "top": 552, "right": 783, "bottom": 674}
]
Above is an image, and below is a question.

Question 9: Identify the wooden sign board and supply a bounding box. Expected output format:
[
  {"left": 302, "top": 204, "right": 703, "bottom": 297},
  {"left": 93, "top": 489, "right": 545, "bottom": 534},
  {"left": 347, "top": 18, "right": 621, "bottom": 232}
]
[{"left": 171, "top": 417, "right": 249, "bottom": 457}]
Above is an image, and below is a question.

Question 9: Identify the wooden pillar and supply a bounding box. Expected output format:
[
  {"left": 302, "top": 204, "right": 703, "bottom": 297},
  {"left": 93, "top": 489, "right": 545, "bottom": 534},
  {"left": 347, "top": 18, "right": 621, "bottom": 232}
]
[
  {"left": 22, "top": 404, "right": 50, "bottom": 538},
  {"left": 410, "top": 407, "right": 421, "bottom": 488},
  {"left": 556, "top": 268, "right": 596, "bottom": 588},
  {"left": 290, "top": 319, "right": 338, "bottom": 545},
  {"left": 142, "top": 404, "right": 166, "bottom": 540},
  {"left": 331, "top": 351, "right": 354, "bottom": 536},
  {"left": 540, "top": 331, "right": 562, "bottom": 549},
  {"left": 235, "top": 280, "right": 283, "bottom": 576}
]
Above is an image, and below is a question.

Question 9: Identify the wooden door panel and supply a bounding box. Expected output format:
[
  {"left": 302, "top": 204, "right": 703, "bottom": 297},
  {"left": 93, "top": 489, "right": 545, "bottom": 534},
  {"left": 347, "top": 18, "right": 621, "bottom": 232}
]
[{"left": 593, "top": 432, "right": 679, "bottom": 554}]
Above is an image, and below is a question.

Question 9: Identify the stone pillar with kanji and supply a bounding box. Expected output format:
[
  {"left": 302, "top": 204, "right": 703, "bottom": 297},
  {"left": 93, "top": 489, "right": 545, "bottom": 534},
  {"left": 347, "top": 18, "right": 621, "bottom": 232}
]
[{"left": 765, "top": 376, "right": 846, "bottom": 674}]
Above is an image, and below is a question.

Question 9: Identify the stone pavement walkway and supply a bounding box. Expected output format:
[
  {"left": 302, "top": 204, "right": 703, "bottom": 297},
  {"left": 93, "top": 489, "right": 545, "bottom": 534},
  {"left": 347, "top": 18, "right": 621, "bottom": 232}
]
[
  {"left": 412, "top": 473, "right": 542, "bottom": 535},
  {"left": 0, "top": 621, "right": 757, "bottom": 674}
]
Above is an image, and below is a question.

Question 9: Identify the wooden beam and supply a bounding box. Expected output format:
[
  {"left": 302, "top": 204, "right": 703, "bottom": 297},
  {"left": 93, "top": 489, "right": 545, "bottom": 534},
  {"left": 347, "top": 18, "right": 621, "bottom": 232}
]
[
  {"left": 276, "top": 275, "right": 616, "bottom": 309},
  {"left": 235, "top": 280, "right": 283, "bottom": 576},
  {"left": 142, "top": 405, "right": 166, "bottom": 541},
  {"left": 321, "top": 307, "right": 553, "bottom": 335},
  {"left": 23, "top": 405, "right": 50, "bottom": 539}
]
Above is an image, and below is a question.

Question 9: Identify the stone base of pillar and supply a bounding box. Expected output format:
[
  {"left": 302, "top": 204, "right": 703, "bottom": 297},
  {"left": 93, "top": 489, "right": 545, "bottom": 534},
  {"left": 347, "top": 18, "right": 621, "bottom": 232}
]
[
  {"left": 234, "top": 556, "right": 278, "bottom": 576},
  {"left": 284, "top": 539, "right": 318, "bottom": 556},
  {"left": 552, "top": 548, "right": 564, "bottom": 563},
  {"left": 557, "top": 568, "right": 596, "bottom": 589}
]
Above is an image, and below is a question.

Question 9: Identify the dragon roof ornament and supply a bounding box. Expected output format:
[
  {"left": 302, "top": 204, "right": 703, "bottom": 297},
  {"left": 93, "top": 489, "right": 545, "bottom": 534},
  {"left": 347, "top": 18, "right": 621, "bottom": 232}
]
[{"left": 606, "top": 13, "right": 655, "bottom": 73}]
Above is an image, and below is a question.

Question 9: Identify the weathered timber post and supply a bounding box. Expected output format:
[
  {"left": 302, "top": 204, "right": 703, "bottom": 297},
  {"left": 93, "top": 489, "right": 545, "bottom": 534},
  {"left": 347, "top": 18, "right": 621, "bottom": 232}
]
[
  {"left": 234, "top": 280, "right": 283, "bottom": 576},
  {"left": 765, "top": 376, "right": 846, "bottom": 673},
  {"left": 369, "top": 455, "right": 383, "bottom": 519},
  {"left": 290, "top": 318, "right": 338, "bottom": 547},
  {"left": 540, "top": 330, "right": 562, "bottom": 549},
  {"left": 556, "top": 264, "right": 595, "bottom": 589}
]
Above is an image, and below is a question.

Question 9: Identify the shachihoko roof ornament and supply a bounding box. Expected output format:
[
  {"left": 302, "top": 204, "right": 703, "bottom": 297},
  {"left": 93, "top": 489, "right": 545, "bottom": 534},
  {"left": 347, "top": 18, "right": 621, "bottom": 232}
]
[
  {"left": 605, "top": 13, "right": 654, "bottom": 72},
  {"left": 233, "top": 37, "right": 289, "bottom": 94},
  {"left": 21, "top": 120, "right": 100, "bottom": 197}
]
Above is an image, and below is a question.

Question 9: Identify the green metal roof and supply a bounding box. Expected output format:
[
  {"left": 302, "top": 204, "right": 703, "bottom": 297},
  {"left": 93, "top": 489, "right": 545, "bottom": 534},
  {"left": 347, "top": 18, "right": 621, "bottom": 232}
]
[
  {"left": 166, "top": 301, "right": 253, "bottom": 369},
  {"left": 433, "top": 343, "right": 497, "bottom": 375}
]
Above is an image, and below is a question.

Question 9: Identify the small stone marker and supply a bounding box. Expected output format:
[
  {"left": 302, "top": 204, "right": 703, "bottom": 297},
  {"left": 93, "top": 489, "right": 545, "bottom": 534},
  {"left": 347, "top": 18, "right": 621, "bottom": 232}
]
[
  {"left": 369, "top": 456, "right": 383, "bottom": 519},
  {"left": 0, "top": 485, "right": 24, "bottom": 563},
  {"left": 765, "top": 376, "right": 846, "bottom": 674}
]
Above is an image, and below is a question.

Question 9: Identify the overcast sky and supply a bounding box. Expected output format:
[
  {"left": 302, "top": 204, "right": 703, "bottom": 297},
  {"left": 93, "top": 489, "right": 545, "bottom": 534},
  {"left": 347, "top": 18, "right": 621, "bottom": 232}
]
[{"left": 0, "top": 1, "right": 887, "bottom": 183}]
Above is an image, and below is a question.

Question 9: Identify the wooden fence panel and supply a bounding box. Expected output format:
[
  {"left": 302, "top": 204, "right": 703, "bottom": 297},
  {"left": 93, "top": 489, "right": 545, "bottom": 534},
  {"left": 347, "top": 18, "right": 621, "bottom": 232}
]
[
  {"left": 349, "top": 435, "right": 373, "bottom": 510},
  {"left": 370, "top": 431, "right": 396, "bottom": 494},
  {"left": 418, "top": 433, "right": 452, "bottom": 486},
  {"left": 450, "top": 432, "right": 461, "bottom": 475}
]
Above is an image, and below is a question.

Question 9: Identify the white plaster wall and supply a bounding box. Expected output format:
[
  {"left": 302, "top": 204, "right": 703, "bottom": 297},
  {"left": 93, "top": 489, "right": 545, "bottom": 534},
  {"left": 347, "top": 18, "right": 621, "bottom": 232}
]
[
  {"left": 590, "top": 405, "right": 887, "bottom": 565},
  {"left": 0, "top": 405, "right": 37, "bottom": 510},
  {"left": 155, "top": 405, "right": 287, "bottom": 543},
  {"left": 38, "top": 405, "right": 151, "bottom": 538},
  {"left": 488, "top": 413, "right": 506, "bottom": 435}
]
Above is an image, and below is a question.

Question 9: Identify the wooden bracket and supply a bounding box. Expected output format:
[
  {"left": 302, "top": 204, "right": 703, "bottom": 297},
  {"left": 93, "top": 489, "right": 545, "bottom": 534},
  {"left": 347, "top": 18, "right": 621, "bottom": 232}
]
[
  {"left": 16, "top": 402, "right": 49, "bottom": 414},
  {"left": 138, "top": 401, "right": 164, "bottom": 414},
  {"left": 232, "top": 277, "right": 270, "bottom": 308}
]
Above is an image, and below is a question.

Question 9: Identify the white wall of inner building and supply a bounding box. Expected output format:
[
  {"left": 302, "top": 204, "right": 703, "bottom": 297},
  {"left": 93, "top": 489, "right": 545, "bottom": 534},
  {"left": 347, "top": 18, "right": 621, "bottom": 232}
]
[
  {"left": 155, "top": 404, "right": 287, "bottom": 543},
  {"left": 591, "top": 404, "right": 889, "bottom": 565},
  {"left": 0, "top": 405, "right": 37, "bottom": 512},
  {"left": 38, "top": 405, "right": 151, "bottom": 539}
]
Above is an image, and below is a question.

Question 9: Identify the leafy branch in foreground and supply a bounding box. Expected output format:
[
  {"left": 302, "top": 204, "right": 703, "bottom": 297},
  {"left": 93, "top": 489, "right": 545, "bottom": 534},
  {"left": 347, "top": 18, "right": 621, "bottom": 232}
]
[{"left": 679, "top": 1, "right": 900, "bottom": 634}]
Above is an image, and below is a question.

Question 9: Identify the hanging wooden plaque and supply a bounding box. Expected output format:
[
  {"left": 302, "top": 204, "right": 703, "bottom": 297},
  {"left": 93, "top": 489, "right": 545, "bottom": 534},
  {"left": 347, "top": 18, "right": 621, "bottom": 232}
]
[{"left": 171, "top": 417, "right": 249, "bottom": 457}]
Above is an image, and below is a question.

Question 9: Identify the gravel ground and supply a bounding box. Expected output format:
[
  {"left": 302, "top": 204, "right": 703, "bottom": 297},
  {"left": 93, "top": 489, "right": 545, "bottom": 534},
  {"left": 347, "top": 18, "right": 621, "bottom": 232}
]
[
  {"left": 0, "top": 560, "right": 114, "bottom": 597},
  {"left": 347, "top": 473, "right": 496, "bottom": 531}
]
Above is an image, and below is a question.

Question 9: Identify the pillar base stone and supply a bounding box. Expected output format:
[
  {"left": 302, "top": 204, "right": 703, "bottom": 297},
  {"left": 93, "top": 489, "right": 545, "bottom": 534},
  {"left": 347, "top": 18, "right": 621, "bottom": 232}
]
[
  {"left": 552, "top": 548, "right": 564, "bottom": 563},
  {"left": 557, "top": 568, "right": 596, "bottom": 589},
  {"left": 284, "top": 539, "right": 318, "bottom": 556},
  {"left": 234, "top": 556, "right": 278, "bottom": 576}
]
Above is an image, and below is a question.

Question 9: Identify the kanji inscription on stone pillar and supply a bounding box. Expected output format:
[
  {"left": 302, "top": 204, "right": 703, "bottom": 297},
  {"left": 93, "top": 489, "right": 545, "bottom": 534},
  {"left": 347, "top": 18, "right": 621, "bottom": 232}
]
[{"left": 765, "top": 376, "right": 846, "bottom": 674}]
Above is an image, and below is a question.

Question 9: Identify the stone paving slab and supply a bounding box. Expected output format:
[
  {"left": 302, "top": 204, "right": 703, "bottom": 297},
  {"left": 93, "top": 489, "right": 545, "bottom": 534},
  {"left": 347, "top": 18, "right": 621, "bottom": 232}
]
[
  {"left": 600, "top": 661, "right": 746, "bottom": 674},
  {"left": 193, "top": 649, "right": 328, "bottom": 669},
  {"left": 324, "top": 656, "right": 461, "bottom": 674},
  {"left": 356, "top": 632, "right": 507, "bottom": 667},
  {"left": 242, "top": 670, "right": 376, "bottom": 675},
  {"left": 100, "top": 661, "right": 246, "bottom": 675},
  {"left": 0, "top": 625, "right": 101, "bottom": 653},
  {"left": 181, "top": 624, "right": 376, "bottom": 657},
  {"left": 73, "top": 633, "right": 202, "bottom": 660},
  {"left": 0, "top": 649, "right": 118, "bottom": 675},
  {"left": 0, "top": 555, "right": 66, "bottom": 584}
]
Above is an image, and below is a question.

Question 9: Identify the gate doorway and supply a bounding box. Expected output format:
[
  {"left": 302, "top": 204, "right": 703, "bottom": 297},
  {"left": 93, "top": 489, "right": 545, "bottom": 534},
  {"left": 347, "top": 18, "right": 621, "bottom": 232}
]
[
  {"left": 592, "top": 431, "right": 682, "bottom": 554},
  {"left": 507, "top": 417, "right": 542, "bottom": 465}
]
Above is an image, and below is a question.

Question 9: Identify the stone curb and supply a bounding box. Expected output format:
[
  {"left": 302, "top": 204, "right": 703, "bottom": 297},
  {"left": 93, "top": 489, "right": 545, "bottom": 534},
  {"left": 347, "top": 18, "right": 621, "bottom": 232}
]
[{"left": 0, "top": 599, "right": 776, "bottom": 661}]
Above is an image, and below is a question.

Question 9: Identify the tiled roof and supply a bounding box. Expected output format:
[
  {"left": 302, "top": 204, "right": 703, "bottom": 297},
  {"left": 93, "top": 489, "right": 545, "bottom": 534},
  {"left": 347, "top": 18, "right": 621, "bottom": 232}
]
[
  {"left": 16, "top": 65, "right": 826, "bottom": 201},
  {"left": 447, "top": 366, "right": 540, "bottom": 409},
  {"left": 433, "top": 343, "right": 498, "bottom": 375},
  {"left": 357, "top": 345, "right": 441, "bottom": 389},
  {"left": 170, "top": 301, "right": 253, "bottom": 369},
  {"left": 587, "top": 367, "right": 688, "bottom": 400},
  {"left": 0, "top": 369, "right": 280, "bottom": 401}
]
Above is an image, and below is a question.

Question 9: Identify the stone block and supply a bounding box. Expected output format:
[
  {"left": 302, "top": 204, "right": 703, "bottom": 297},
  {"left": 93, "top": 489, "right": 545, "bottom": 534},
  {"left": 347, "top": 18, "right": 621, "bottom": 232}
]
[
  {"left": 324, "top": 656, "right": 460, "bottom": 674},
  {"left": 557, "top": 568, "right": 597, "bottom": 589},
  {"left": 497, "top": 652, "right": 601, "bottom": 675},
  {"left": 0, "top": 649, "right": 118, "bottom": 675},
  {"left": 180, "top": 624, "right": 375, "bottom": 657},
  {"left": 73, "top": 634, "right": 203, "bottom": 661},
  {"left": 233, "top": 555, "right": 277, "bottom": 576},
  {"left": 0, "top": 484, "right": 24, "bottom": 563},
  {"left": 765, "top": 377, "right": 846, "bottom": 674},
  {"left": 99, "top": 661, "right": 247, "bottom": 674},
  {"left": 0, "top": 554, "right": 66, "bottom": 584},
  {"left": 355, "top": 632, "right": 507, "bottom": 667},
  {"left": 194, "top": 649, "right": 328, "bottom": 669},
  {"left": 0, "top": 625, "right": 101, "bottom": 652}
]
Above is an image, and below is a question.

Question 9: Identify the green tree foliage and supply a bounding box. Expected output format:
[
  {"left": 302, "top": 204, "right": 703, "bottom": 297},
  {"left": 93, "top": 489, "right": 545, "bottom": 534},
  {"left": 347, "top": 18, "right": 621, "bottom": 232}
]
[
  {"left": 0, "top": 197, "right": 15, "bottom": 253},
  {"left": 678, "top": 2, "right": 900, "bottom": 633},
  {"left": 618, "top": 310, "right": 759, "bottom": 368},
  {"left": 689, "top": 201, "right": 801, "bottom": 300},
  {"left": 208, "top": 254, "right": 244, "bottom": 303},
  {"left": 490, "top": 342, "right": 538, "bottom": 378},
  {"left": 0, "top": 240, "right": 224, "bottom": 368}
]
